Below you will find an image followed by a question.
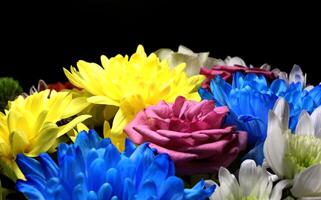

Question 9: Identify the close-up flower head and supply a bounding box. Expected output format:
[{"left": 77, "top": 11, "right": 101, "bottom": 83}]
[
  {"left": 16, "top": 130, "right": 215, "bottom": 200},
  {"left": 64, "top": 45, "right": 205, "bottom": 151},
  {"left": 264, "top": 98, "right": 321, "bottom": 198},
  {"left": 125, "top": 96, "right": 247, "bottom": 175},
  {"left": 0, "top": 89, "right": 90, "bottom": 180},
  {"left": 199, "top": 66, "right": 321, "bottom": 164}
]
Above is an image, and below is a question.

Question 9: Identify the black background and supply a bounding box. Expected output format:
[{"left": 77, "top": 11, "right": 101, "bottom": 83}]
[{"left": 1, "top": 1, "right": 320, "bottom": 90}]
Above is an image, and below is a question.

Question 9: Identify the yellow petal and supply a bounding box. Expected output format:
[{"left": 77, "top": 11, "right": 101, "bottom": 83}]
[
  {"left": 33, "top": 110, "right": 49, "bottom": 134},
  {"left": 185, "top": 92, "right": 202, "bottom": 102},
  {"left": 63, "top": 67, "right": 83, "bottom": 88},
  {"left": 111, "top": 109, "right": 128, "bottom": 136},
  {"left": 110, "top": 133, "right": 127, "bottom": 152},
  {"left": 77, "top": 123, "right": 89, "bottom": 132},
  {"left": 188, "top": 75, "right": 206, "bottom": 91},
  {"left": 0, "top": 141, "right": 10, "bottom": 158},
  {"left": 0, "top": 158, "right": 21, "bottom": 181},
  {"left": 57, "top": 115, "right": 91, "bottom": 137},
  {"left": 62, "top": 97, "right": 90, "bottom": 118},
  {"left": 87, "top": 96, "right": 119, "bottom": 106},
  {"left": 103, "top": 120, "right": 111, "bottom": 138},
  {"left": 100, "top": 55, "right": 109, "bottom": 69},
  {"left": 9, "top": 131, "right": 29, "bottom": 156},
  {"left": 26, "top": 123, "right": 58, "bottom": 157}
]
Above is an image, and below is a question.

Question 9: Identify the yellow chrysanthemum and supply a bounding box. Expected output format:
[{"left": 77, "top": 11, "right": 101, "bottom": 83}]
[
  {"left": 64, "top": 45, "right": 205, "bottom": 151},
  {"left": 0, "top": 89, "right": 91, "bottom": 180}
]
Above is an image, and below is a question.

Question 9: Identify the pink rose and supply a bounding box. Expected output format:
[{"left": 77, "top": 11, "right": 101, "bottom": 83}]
[
  {"left": 124, "top": 96, "right": 247, "bottom": 175},
  {"left": 201, "top": 65, "right": 275, "bottom": 90}
]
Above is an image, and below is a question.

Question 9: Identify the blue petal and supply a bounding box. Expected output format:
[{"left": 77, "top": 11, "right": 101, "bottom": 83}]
[
  {"left": 75, "top": 130, "right": 100, "bottom": 153},
  {"left": 16, "top": 181, "right": 46, "bottom": 200},
  {"left": 141, "top": 154, "right": 171, "bottom": 185},
  {"left": 136, "top": 180, "right": 157, "bottom": 200},
  {"left": 104, "top": 143, "right": 121, "bottom": 168},
  {"left": 270, "top": 79, "right": 288, "bottom": 96},
  {"left": 198, "top": 88, "right": 213, "bottom": 101},
  {"left": 86, "top": 149, "right": 99, "bottom": 166},
  {"left": 45, "top": 177, "right": 60, "bottom": 196},
  {"left": 122, "top": 178, "right": 135, "bottom": 200},
  {"left": 123, "top": 139, "right": 136, "bottom": 157},
  {"left": 72, "top": 183, "right": 87, "bottom": 200},
  {"left": 210, "top": 76, "right": 231, "bottom": 106},
  {"left": 184, "top": 179, "right": 215, "bottom": 200},
  {"left": 23, "top": 174, "right": 46, "bottom": 194},
  {"left": 159, "top": 176, "right": 184, "bottom": 200},
  {"left": 87, "top": 191, "right": 98, "bottom": 200},
  {"left": 97, "top": 183, "right": 113, "bottom": 200},
  {"left": 309, "top": 85, "right": 321, "bottom": 105},
  {"left": 88, "top": 158, "right": 107, "bottom": 191},
  {"left": 105, "top": 168, "right": 120, "bottom": 196},
  {"left": 16, "top": 154, "right": 45, "bottom": 179},
  {"left": 302, "top": 95, "right": 314, "bottom": 113},
  {"left": 39, "top": 153, "right": 59, "bottom": 179},
  {"left": 232, "top": 72, "right": 245, "bottom": 89}
]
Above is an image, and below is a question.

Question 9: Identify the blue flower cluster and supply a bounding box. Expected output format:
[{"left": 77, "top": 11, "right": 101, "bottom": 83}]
[
  {"left": 199, "top": 72, "right": 321, "bottom": 163},
  {"left": 16, "top": 130, "right": 214, "bottom": 200}
]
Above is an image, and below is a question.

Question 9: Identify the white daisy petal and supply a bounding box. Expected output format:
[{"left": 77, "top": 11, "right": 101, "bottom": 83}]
[
  {"left": 310, "top": 106, "right": 321, "bottom": 138},
  {"left": 289, "top": 64, "right": 306, "bottom": 87},
  {"left": 270, "top": 179, "right": 292, "bottom": 200},
  {"left": 273, "top": 97, "right": 290, "bottom": 131},
  {"left": 224, "top": 56, "right": 246, "bottom": 67},
  {"left": 218, "top": 167, "right": 241, "bottom": 200},
  {"left": 291, "top": 164, "right": 321, "bottom": 198},
  {"left": 239, "top": 159, "right": 259, "bottom": 196},
  {"left": 295, "top": 111, "right": 315, "bottom": 136},
  {"left": 264, "top": 111, "right": 287, "bottom": 177}
]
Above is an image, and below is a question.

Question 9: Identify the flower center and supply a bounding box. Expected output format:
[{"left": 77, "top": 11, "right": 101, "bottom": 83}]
[
  {"left": 243, "top": 196, "right": 259, "bottom": 200},
  {"left": 285, "top": 134, "right": 321, "bottom": 178}
]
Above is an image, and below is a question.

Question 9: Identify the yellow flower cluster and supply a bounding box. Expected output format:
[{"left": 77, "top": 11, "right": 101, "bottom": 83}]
[
  {"left": 64, "top": 45, "right": 205, "bottom": 150},
  {"left": 0, "top": 90, "right": 90, "bottom": 180}
]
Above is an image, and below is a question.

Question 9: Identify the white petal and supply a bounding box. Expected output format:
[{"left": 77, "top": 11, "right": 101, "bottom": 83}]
[
  {"left": 239, "top": 159, "right": 260, "bottom": 196},
  {"left": 291, "top": 164, "right": 321, "bottom": 198},
  {"left": 311, "top": 106, "right": 321, "bottom": 138},
  {"left": 270, "top": 179, "right": 292, "bottom": 200},
  {"left": 198, "top": 52, "right": 210, "bottom": 66},
  {"left": 304, "top": 85, "right": 314, "bottom": 92},
  {"left": 178, "top": 45, "right": 195, "bottom": 55},
  {"left": 210, "top": 187, "right": 222, "bottom": 200},
  {"left": 273, "top": 97, "right": 290, "bottom": 131},
  {"left": 225, "top": 56, "right": 246, "bottom": 66},
  {"left": 264, "top": 111, "right": 287, "bottom": 177},
  {"left": 272, "top": 68, "right": 288, "bottom": 81},
  {"left": 218, "top": 167, "right": 241, "bottom": 200},
  {"left": 300, "top": 197, "right": 321, "bottom": 200},
  {"left": 260, "top": 63, "right": 271, "bottom": 71},
  {"left": 204, "top": 57, "right": 225, "bottom": 68},
  {"left": 154, "top": 48, "right": 173, "bottom": 61},
  {"left": 289, "top": 64, "right": 304, "bottom": 84},
  {"left": 295, "top": 111, "right": 315, "bottom": 136}
]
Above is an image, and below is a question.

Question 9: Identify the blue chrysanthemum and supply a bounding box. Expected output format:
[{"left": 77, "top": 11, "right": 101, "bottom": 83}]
[
  {"left": 16, "top": 130, "right": 214, "bottom": 200},
  {"left": 199, "top": 72, "right": 321, "bottom": 163}
]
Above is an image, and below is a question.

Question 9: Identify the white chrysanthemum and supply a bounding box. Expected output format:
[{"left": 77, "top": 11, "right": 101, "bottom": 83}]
[
  {"left": 264, "top": 98, "right": 321, "bottom": 198},
  {"left": 209, "top": 159, "right": 287, "bottom": 200}
]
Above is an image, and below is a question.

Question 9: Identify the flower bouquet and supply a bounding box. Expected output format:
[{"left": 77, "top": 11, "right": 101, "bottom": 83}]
[{"left": 1, "top": 45, "right": 320, "bottom": 200}]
